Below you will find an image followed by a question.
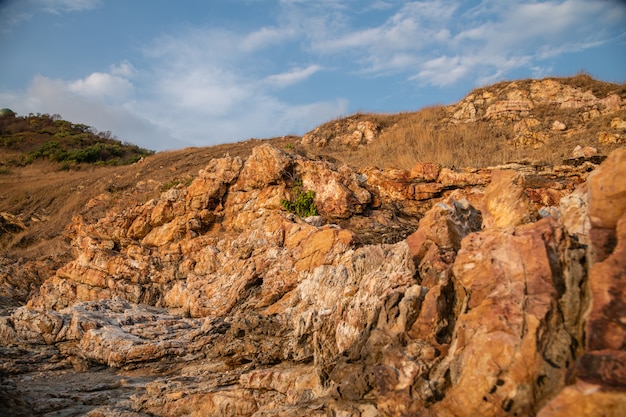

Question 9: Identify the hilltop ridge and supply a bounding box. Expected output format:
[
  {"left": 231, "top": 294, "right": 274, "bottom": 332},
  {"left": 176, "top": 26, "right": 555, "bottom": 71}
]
[
  {"left": 0, "top": 112, "right": 153, "bottom": 169},
  {"left": 301, "top": 73, "right": 626, "bottom": 168}
]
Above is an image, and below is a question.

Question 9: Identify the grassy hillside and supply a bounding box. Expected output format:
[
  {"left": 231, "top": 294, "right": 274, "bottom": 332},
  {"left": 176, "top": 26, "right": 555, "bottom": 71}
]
[
  {"left": 301, "top": 73, "right": 626, "bottom": 169},
  {"left": 0, "top": 111, "right": 154, "bottom": 169}
]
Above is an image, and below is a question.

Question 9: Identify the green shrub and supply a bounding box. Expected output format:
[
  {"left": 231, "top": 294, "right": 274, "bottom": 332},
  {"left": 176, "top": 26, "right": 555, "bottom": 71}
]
[
  {"left": 1, "top": 113, "right": 154, "bottom": 166},
  {"left": 281, "top": 179, "right": 318, "bottom": 218}
]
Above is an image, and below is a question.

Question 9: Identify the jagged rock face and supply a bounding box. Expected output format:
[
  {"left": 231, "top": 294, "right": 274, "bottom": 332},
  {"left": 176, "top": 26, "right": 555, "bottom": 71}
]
[
  {"left": 537, "top": 147, "right": 626, "bottom": 416},
  {"left": 450, "top": 79, "right": 623, "bottom": 124},
  {"left": 302, "top": 119, "right": 380, "bottom": 148},
  {"left": 448, "top": 78, "right": 626, "bottom": 150},
  {"left": 1, "top": 144, "right": 624, "bottom": 416}
]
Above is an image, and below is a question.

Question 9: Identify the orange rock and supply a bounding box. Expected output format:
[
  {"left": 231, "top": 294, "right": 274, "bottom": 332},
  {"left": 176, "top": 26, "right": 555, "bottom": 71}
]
[
  {"left": 437, "top": 167, "right": 490, "bottom": 187},
  {"left": 588, "top": 148, "right": 626, "bottom": 230},
  {"left": 409, "top": 161, "right": 441, "bottom": 182},
  {"left": 480, "top": 169, "right": 538, "bottom": 229},
  {"left": 435, "top": 218, "right": 583, "bottom": 417},
  {"left": 299, "top": 159, "right": 370, "bottom": 218},
  {"left": 537, "top": 380, "right": 626, "bottom": 417},
  {"left": 233, "top": 143, "right": 292, "bottom": 191},
  {"left": 294, "top": 227, "right": 353, "bottom": 271}
]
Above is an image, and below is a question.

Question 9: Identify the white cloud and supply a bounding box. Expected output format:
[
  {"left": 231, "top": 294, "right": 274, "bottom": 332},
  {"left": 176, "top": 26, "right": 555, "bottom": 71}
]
[
  {"left": 314, "top": 27, "right": 381, "bottom": 52},
  {"left": 310, "top": 0, "right": 458, "bottom": 73},
  {"left": 364, "top": 1, "right": 394, "bottom": 12},
  {"left": 141, "top": 51, "right": 343, "bottom": 146},
  {"left": 305, "top": 0, "right": 626, "bottom": 86},
  {"left": 437, "top": 0, "right": 622, "bottom": 85},
  {"left": 0, "top": 0, "right": 101, "bottom": 32},
  {"left": 68, "top": 72, "right": 133, "bottom": 100},
  {"left": 412, "top": 56, "right": 469, "bottom": 86},
  {"left": 155, "top": 67, "right": 251, "bottom": 115},
  {"left": 110, "top": 61, "right": 136, "bottom": 78},
  {"left": 34, "top": 0, "right": 101, "bottom": 13},
  {"left": 0, "top": 15, "right": 348, "bottom": 151},
  {"left": 535, "top": 39, "right": 606, "bottom": 60},
  {"left": 240, "top": 26, "right": 297, "bottom": 51},
  {"left": 128, "top": 25, "right": 347, "bottom": 148},
  {"left": 264, "top": 65, "right": 322, "bottom": 88}
]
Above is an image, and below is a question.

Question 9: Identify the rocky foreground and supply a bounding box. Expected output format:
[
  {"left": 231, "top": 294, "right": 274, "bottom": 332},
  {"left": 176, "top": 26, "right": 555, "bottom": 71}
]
[{"left": 0, "top": 143, "right": 625, "bottom": 416}]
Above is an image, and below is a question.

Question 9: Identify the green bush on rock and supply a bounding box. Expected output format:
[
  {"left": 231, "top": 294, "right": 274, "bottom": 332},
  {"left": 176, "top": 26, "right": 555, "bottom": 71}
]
[{"left": 281, "top": 179, "right": 318, "bottom": 218}]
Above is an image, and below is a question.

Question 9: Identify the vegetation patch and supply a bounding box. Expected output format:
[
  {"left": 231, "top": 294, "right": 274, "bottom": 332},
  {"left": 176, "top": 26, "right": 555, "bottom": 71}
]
[
  {"left": 281, "top": 179, "right": 318, "bottom": 218},
  {"left": 0, "top": 112, "right": 154, "bottom": 167}
]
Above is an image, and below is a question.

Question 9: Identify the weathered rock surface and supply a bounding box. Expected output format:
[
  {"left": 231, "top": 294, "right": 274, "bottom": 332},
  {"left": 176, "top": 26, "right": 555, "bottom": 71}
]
[
  {"left": 449, "top": 78, "right": 624, "bottom": 124},
  {"left": 1, "top": 144, "right": 624, "bottom": 416},
  {"left": 447, "top": 77, "right": 626, "bottom": 152},
  {"left": 537, "top": 147, "right": 626, "bottom": 416},
  {"left": 302, "top": 118, "right": 380, "bottom": 148}
]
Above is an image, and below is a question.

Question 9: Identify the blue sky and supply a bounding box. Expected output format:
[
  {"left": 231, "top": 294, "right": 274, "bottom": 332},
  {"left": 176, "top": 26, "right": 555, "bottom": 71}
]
[{"left": 1, "top": 0, "right": 625, "bottom": 151}]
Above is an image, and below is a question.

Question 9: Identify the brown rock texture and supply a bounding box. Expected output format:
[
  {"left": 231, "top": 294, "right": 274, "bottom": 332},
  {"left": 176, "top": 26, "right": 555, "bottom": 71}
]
[
  {"left": 447, "top": 77, "right": 626, "bottom": 154},
  {"left": 1, "top": 143, "right": 624, "bottom": 416},
  {"left": 450, "top": 79, "right": 623, "bottom": 124},
  {"left": 538, "top": 147, "right": 626, "bottom": 416},
  {"left": 302, "top": 118, "right": 381, "bottom": 148}
]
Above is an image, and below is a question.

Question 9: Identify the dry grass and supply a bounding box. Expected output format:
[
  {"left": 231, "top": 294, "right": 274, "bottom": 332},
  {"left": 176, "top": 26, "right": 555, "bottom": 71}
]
[
  {"left": 555, "top": 72, "right": 626, "bottom": 98},
  {"left": 311, "top": 106, "right": 626, "bottom": 170},
  {"left": 305, "top": 106, "right": 533, "bottom": 169},
  {"left": 368, "top": 106, "right": 515, "bottom": 168},
  {"left": 302, "top": 74, "right": 626, "bottom": 170}
]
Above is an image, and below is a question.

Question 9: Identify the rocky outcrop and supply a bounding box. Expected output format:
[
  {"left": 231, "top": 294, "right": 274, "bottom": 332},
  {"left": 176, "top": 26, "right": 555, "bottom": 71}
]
[
  {"left": 538, "top": 148, "right": 626, "bottom": 416},
  {"left": 1, "top": 144, "right": 624, "bottom": 416},
  {"left": 0, "top": 212, "right": 26, "bottom": 236},
  {"left": 302, "top": 118, "right": 381, "bottom": 148},
  {"left": 450, "top": 78, "right": 624, "bottom": 124},
  {"left": 448, "top": 77, "right": 626, "bottom": 151}
]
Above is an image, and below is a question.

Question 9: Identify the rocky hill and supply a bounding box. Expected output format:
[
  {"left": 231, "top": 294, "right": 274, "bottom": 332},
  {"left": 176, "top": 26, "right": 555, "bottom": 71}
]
[
  {"left": 302, "top": 73, "right": 626, "bottom": 168},
  {"left": 0, "top": 75, "right": 625, "bottom": 416}
]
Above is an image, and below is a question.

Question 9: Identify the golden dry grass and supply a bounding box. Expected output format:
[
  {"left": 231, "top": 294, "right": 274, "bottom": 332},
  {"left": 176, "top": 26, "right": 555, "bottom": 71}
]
[
  {"left": 302, "top": 106, "right": 543, "bottom": 170},
  {"left": 309, "top": 108, "right": 626, "bottom": 170},
  {"left": 338, "top": 106, "right": 517, "bottom": 168},
  {"left": 302, "top": 74, "right": 626, "bottom": 170}
]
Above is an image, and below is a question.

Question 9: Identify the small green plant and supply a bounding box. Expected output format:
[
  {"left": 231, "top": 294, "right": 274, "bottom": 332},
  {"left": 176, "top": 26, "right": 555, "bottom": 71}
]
[{"left": 281, "top": 179, "right": 319, "bottom": 218}]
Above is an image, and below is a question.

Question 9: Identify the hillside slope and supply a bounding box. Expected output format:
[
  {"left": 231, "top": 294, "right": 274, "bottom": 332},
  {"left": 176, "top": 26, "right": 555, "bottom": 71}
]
[
  {"left": 0, "top": 74, "right": 625, "bottom": 416},
  {"left": 0, "top": 112, "right": 153, "bottom": 168},
  {"left": 303, "top": 73, "right": 626, "bottom": 168}
]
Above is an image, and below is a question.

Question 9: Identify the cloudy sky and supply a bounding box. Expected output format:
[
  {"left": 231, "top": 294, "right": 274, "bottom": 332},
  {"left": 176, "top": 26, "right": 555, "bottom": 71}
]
[{"left": 1, "top": 0, "right": 625, "bottom": 151}]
